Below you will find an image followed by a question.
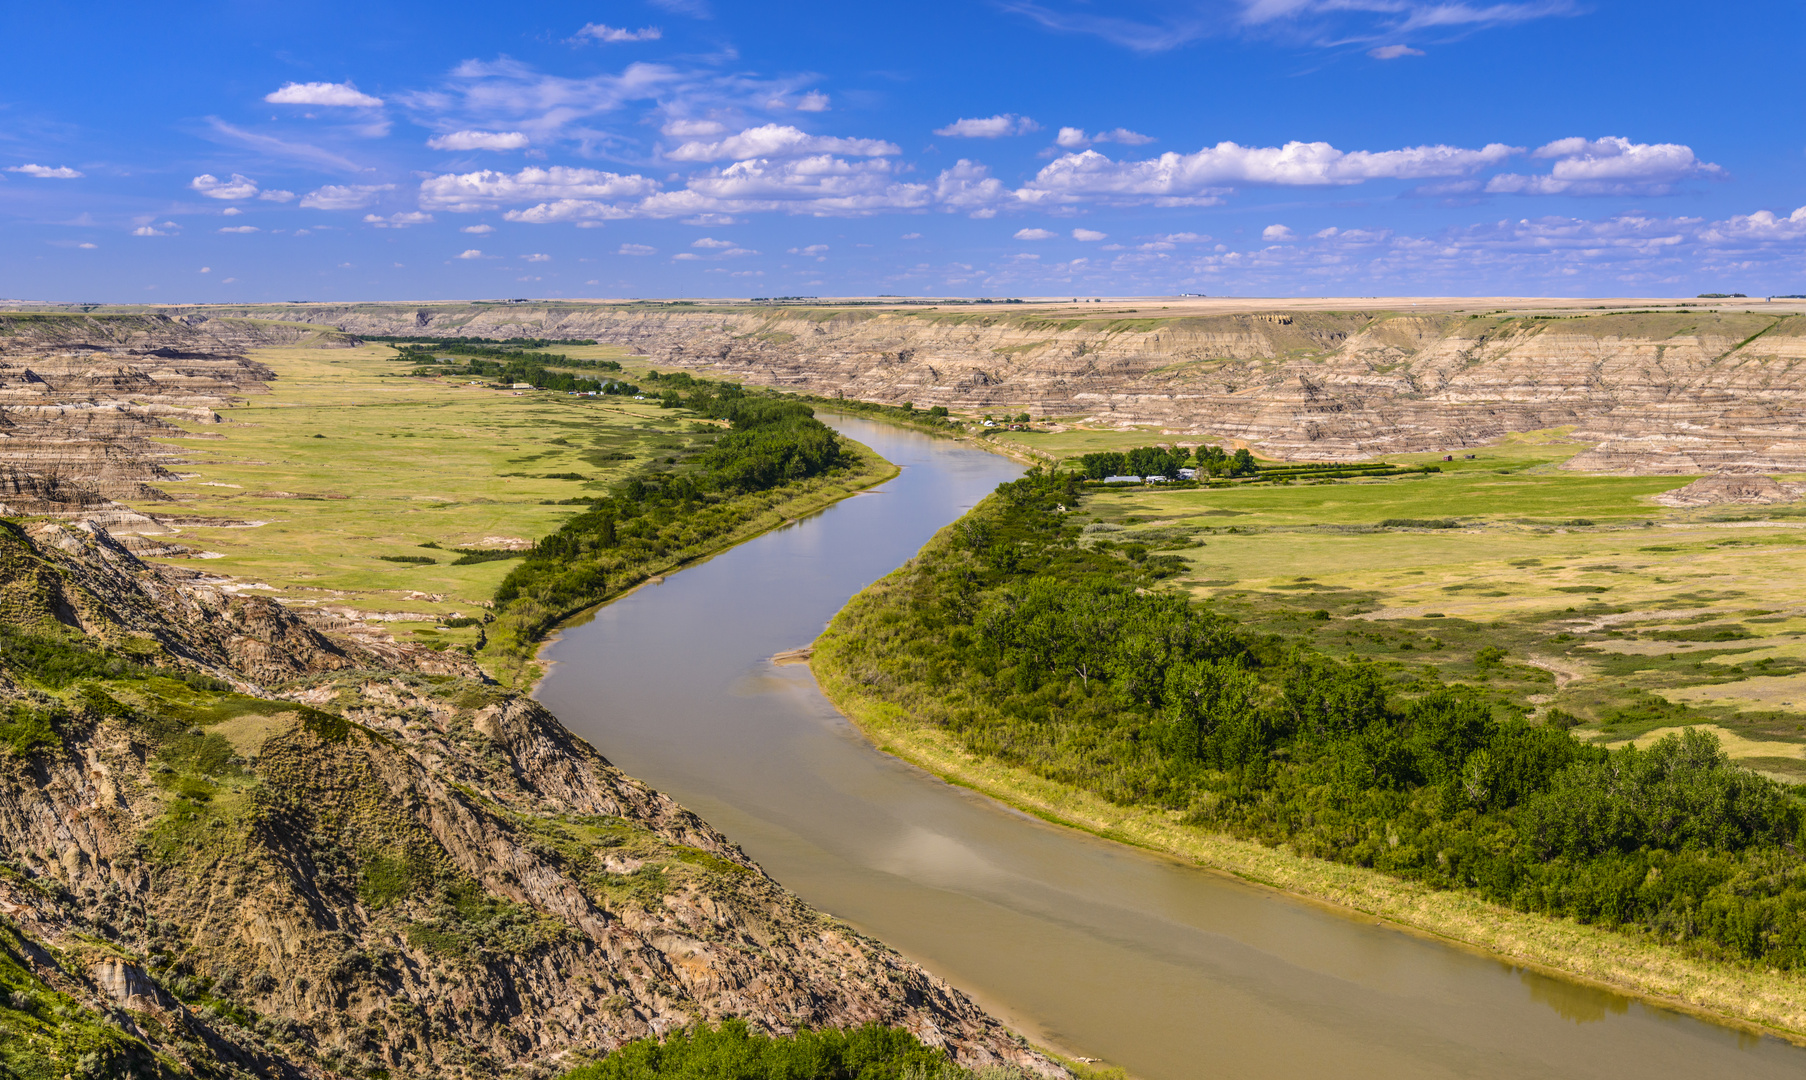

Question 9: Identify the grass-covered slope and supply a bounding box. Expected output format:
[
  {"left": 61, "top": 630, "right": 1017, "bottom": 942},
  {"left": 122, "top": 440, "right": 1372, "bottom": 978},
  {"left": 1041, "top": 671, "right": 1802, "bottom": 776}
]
[{"left": 812, "top": 468, "right": 1806, "bottom": 1038}]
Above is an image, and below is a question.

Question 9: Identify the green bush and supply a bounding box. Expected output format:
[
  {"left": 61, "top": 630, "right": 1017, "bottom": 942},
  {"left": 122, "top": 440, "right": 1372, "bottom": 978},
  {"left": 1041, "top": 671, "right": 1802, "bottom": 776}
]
[{"left": 562, "top": 1020, "right": 949, "bottom": 1080}]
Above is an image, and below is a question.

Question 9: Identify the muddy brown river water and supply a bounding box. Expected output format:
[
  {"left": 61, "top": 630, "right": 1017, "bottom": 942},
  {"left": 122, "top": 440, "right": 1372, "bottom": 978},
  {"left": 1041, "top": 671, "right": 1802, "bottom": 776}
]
[{"left": 536, "top": 415, "right": 1806, "bottom": 1079}]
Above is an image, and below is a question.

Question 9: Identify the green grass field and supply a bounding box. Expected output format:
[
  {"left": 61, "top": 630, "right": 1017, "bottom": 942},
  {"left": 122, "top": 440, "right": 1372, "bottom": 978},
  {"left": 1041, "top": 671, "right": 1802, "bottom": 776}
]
[
  {"left": 1050, "top": 430, "right": 1806, "bottom": 780},
  {"left": 127, "top": 345, "right": 735, "bottom": 650}
]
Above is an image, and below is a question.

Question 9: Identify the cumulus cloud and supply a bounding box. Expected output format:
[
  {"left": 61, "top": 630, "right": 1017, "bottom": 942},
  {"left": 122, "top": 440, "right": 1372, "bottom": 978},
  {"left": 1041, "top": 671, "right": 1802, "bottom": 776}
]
[
  {"left": 1015, "top": 228, "right": 1058, "bottom": 240},
  {"left": 258, "top": 189, "right": 296, "bottom": 202},
  {"left": 131, "top": 226, "right": 167, "bottom": 237},
  {"left": 455, "top": 249, "right": 484, "bottom": 259},
  {"left": 576, "top": 23, "right": 662, "bottom": 42},
  {"left": 692, "top": 237, "right": 734, "bottom": 248},
  {"left": 523, "top": 252, "right": 552, "bottom": 261},
  {"left": 1369, "top": 44, "right": 1425, "bottom": 59},
  {"left": 663, "top": 118, "right": 728, "bottom": 137},
  {"left": 300, "top": 184, "right": 396, "bottom": 210},
  {"left": 934, "top": 114, "right": 1041, "bottom": 138},
  {"left": 1018, "top": 140, "right": 1519, "bottom": 206},
  {"left": 421, "top": 166, "right": 659, "bottom": 213},
  {"left": 8, "top": 164, "right": 82, "bottom": 178},
  {"left": 218, "top": 226, "right": 259, "bottom": 234},
  {"left": 1262, "top": 224, "right": 1296, "bottom": 241},
  {"left": 1486, "top": 136, "right": 1723, "bottom": 195},
  {"left": 364, "top": 211, "right": 433, "bottom": 227},
  {"left": 667, "top": 124, "right": 899, "bottom": 162},
  {"left": 1704, "top": 205, "right": 1806, "bottom": 242},
  {"left": 427, "top": 130, "right": 530, "bottom": 151},
  {"left": 797, "top": 91, "right": 831, "bottom": 112},
  {"left": 461, "top": 223, "right": 494, "bottom": 233},
  {"left": 789, "top": 244, "right": 829, "bottom": 256},
  {"left": 900, "top": 232, "right": 922, "bottom": 239},
  {"left": 1055, "top": 127, "right": 1155, "bottom": 149},
  {"left": 934, "top": 160, "right": 1010, "bottom": 217},
  {"left": 1072, "top": 228, "right": 1107, "bottom": 241},
  {"left": 638, "top": 156, "right": 931, "bottom": 218},
  {"left": 191, "top": 173, "right": 261, "bottom": 200},
  {"left": 264, "top": 81, "right": 383, "bottom": 107},
  {"left": 618, "top": 243, "right": 656, "bottom": 255}
]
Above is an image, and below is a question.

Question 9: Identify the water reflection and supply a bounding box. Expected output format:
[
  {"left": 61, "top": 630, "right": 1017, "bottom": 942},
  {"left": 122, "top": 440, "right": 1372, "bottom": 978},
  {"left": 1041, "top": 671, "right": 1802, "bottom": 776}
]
[{"left": 1519, "top": 967, "right": 1632, "bottom": 1024}]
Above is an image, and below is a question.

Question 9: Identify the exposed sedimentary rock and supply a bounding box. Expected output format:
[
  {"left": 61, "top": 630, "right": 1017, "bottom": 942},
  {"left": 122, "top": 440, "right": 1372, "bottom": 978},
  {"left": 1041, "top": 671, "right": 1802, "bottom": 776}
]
[
  {"left": 1651, "top": 473, "right": 1806, "bottom": 507},
  {"left": 160, "top": 300, "right": 1806, "bottom": 476}
]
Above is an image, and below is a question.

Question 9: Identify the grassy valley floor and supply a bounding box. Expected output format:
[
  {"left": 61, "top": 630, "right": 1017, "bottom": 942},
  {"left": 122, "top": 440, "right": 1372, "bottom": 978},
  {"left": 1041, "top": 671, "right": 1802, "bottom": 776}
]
[
  {"left": 812, "top": 422, "right": 1806, "bottom": 1043},
  {"left": 129, "top": 344, "right": 896, "bottom": 681}
]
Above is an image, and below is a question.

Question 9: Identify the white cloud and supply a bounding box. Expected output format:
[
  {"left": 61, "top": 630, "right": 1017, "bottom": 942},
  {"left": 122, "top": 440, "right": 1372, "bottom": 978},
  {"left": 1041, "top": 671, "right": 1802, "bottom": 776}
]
[
  {"left": 522, "top": 253, "right": 552, "bottom": 262},
  {"left": 1704, "top": 205, "right": 1806, "bottom": 242},
  {"left": 1072, "top": 228, "right": 1107, "bottom": 241},
  {"left": 576, "top": 23, "right": 662, "bottom": 42},
  {"left": 77, "top": 242, "right": 96, "bottom": 249},
  {"left": 456, "top": 249, "right": 484, "bottom": 259},
  {"left": 1018, "top": 140, "right": 1520, "bottom": 206},
  {"left": 265, "top": 81, "right": 383, "bottom": 107},
  {"left": 682, "top": 213, "right": 736, "bottom": 225},
  {"left": 667, "top": 124, "right": 899, "bottom": 161},
  {"left": 797, "top": 91, "right": 831, "bottom": 112},
  {"left": 1486, "top": 136, "right": 1723, "bottom": 195},
  {"left": 1015, "top": 228, "right": 1058, "bottom": 240},
  {"left": 901, "top": 232, "right": 922, "bottom": 239},
  {"left": 640, "top": 155, "right": 931, "bottom": 218},
  {"left": 1155, "top": 232, "right": 1211, "bottom": 242},
  {"left": 618, "top": 243, "right": 656, "bottom": 255},
  {"left": 7, "top": 164, "right": 83, "bottom": 178},
  {"left": 1262, "top": 224, "right": 1296, "bottom": 241},
  {"left": 191, "top": 173, "right": 261, "bottom": 200},
  {"left": 934, "top": 114, "right": 1041, "bottom": 138},
  {"left": 461, "top": 223, "right": 494, "bottom": 234},
  {"left": 222, "top": 207, "right": 243, "bottom": 216},
  {"left": 427, "top": 130, "right": 530, "bottom": 151},
  {"left": 1369, "top": 44, "right": 1425, "bottom": 59},
  {"left": 1055, "top": 127, "right": 1155, "bottom": 150},
  {"left": 693, "top": 236, "right": 735, "bottom": 248},
  {"left": 258, "top": 189, "right": 296, "bottom": 202},
  {"left": 218, "top": 225, "right": 259, "bottom": 234},
  {"left": 131, "top": 226, "right": 166, "bottom": 236},
  {"left": 364, "top": 211, "right": 433, "bottom": 227},
  {"left": 1005, "top": 0, "right": 1576, "bottom": 53},
  {"left": 663, "top": 118, "right": 728, "bottom": 137},
  {"left": 788, "top": 244, "right": 829, "bottom": 256},
  {"left": 420, "top": 166, "right": 658, "bottom": 212},
  {"left": 300, "top": 184, "right": 395, "bottom": 210},
  {"left": 934, "top": 160, "right": 1009, "bottom": 217},
  {"left": 200, "top": 267, "right": 211, "bottom": 273}
]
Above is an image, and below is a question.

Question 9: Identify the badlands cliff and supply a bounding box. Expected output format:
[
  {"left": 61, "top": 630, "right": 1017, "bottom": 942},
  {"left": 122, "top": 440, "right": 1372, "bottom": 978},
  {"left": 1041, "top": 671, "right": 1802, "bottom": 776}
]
[{"left": 106, "top": 299, "right": 1806, "bottom": 475}]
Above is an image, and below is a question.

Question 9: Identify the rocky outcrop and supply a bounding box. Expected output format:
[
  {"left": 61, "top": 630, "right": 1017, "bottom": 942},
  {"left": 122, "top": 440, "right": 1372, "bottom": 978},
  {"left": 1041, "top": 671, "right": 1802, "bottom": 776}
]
[
  {"left": 101, "top": 301, "right": 1806, "bottom": 475},
  {"left": 0, "top": 315, "right": 304, "bottom": 523},
  {"left": 0, "top": 522, "right": 1059, "bottom": 1078},
  {"left": 1651, "top": 473, "right": 1806, "bottom": 507}
]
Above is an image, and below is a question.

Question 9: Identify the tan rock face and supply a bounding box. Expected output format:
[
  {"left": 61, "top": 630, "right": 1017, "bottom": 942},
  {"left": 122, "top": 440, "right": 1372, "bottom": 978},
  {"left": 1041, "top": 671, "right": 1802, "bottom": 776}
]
[
  {"left": 169, "top": 301, "right": 1806, "bottom": 475},
  {"left": 0, "top": 315, "right": 305, "bottom": 520}
]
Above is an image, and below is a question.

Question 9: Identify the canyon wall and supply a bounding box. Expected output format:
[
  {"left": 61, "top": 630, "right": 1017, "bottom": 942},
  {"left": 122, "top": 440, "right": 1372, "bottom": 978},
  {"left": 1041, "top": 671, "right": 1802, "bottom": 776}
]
[{"left": 142, "top": 301, "right": 1806, "bottom": 474}]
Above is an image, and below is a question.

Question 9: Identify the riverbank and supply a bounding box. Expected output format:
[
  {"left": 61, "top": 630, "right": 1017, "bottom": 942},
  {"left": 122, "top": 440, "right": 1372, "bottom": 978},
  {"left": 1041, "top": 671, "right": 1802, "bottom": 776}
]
[
  {"left": 499, "top": 430, "right": 899, "bottom": 687},
  {"left": 812, "top": 630, "right": 1806, "bottom": 1045}
]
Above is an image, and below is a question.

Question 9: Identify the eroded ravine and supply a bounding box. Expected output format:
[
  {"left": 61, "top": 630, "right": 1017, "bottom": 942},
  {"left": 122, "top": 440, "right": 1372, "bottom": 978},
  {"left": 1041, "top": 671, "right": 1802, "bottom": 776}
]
[{"left": 536, "top": 415, "right": 1806, "bottom": 1080}]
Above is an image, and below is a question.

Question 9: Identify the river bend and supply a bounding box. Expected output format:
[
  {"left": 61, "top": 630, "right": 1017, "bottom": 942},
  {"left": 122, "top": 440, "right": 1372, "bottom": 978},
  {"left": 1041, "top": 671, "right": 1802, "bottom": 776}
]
[{"left": 537, "top": 415, "right": 1806, "bottom": 1080}]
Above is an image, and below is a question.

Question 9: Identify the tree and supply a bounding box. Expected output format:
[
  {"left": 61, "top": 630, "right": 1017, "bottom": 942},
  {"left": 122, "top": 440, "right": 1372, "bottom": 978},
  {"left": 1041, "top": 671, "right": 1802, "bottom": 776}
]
[
  {"left": 1196, "top": 445, "right": 1229, "bottom": 477},
  {"left": 1230, "top": 448, "right": 1257, "bottom": 477}
]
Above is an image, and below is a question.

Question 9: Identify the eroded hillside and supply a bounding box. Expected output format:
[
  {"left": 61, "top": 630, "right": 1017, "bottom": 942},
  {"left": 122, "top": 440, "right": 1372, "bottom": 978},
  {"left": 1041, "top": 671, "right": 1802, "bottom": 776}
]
[
  {"left": 120, "top": 301, "right": 1806, "bottom": 474},
  {"left": 0, "top": 519, "right": 1055, "bottom": 1079}
]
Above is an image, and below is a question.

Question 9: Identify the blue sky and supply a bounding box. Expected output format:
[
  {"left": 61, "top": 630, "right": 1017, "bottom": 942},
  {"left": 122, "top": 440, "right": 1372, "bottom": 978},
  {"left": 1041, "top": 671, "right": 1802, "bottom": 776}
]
[{"left": 2, "top": 0, "right": 1801, "bottom": 301}]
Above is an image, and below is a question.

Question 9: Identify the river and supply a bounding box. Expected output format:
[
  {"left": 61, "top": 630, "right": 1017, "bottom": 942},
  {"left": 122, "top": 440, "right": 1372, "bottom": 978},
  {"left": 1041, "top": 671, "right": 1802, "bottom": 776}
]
[{"left": 536, "top": 414, "right": 1806, "bottom": 1080}]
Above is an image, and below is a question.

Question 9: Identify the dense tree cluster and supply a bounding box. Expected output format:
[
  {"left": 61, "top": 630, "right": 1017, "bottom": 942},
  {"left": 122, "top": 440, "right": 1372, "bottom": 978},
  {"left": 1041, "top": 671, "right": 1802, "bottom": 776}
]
[
  {"left": 493, "top": 384, "right": 849, "bottom": 647},
  {"left": 1075, "top": 444, "right": 1257, "bottom": 480},
  {"left": 820, "top": 471, "right": 1806, "bottom": 968},
  {"left": 561, "top": 1020, "right": 953, "bottom": 1080}
]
